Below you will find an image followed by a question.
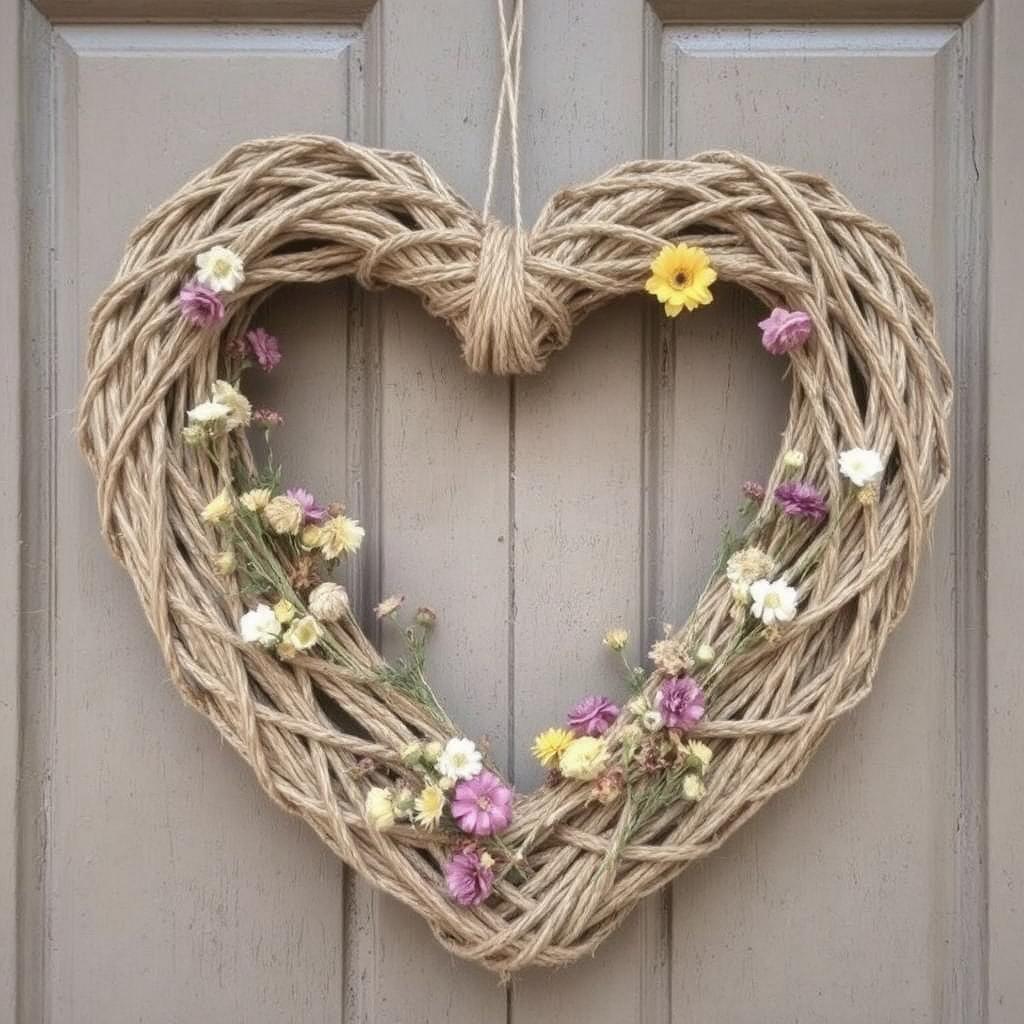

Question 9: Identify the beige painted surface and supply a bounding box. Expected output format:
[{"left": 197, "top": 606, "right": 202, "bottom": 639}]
[{"left": 4, "top": 1, "right": 1018, "bottom": 1022}]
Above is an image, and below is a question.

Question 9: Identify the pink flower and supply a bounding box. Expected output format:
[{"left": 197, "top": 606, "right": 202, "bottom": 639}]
[
  {"left": 286, "top": 487, "right": 327, "bottom": 524},
  {"left": 656, "top": 676, "right": 706, "bottom": 731},
  {"left": 742, "top": 480, "right": 766, "bottom": 503},
  {"left": 178, "top": 279, "right": 225, "bottom": 327},
  {"left": 445, "top": 848, "right": 494, "bottom": 906},
  {"left": 758, "top": 307, "right": 813, "bottom": 355},
  {"left": 451, "top": 771, "right": 513, "bottom": 836},
  {"left": 246, "top": 327, "right": 282, "bottom": 371},
  {"left": 774, "top": 481, "right": 828, "bottom": 523},
  {"left": 253, "top": 408, "right": 284, "bottom": 428},
  {"left": 567, "top": 695, "right": 620, "bottom": 737}
]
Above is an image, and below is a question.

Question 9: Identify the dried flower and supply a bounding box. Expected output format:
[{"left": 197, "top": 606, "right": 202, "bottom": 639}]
[
  {"left": 783, "top": 449, "right": 806, "bottom": 470},
  {"left": 273, "top": 599, "right": 296, "bottom": 625},
  {"left": 682, "top": 773, "right": 707, "bottom": 801},
  {"left": 445, "top": 848, "right": 494, "bottom": 906},
  {"left": 264, "top": 495, "right": 304, "bottom": 535},
  {"left": 182, "top": 424, "right": 206, "bottom": 446},
  {"left": 646, "top": 243, "right": 716, "bottom": 316},
  {"left": 694, "top": 643, "right": 715, "bottom": 666},
  {"left": 726, "top": 547, "right": 775, "bottom": 587},
  {"left": 187, "top": 400, "right": 231, "bottom": 427},
  {"left": 839, "top": 447, "right": 884, "bottom": 488},
  {"left": 319, "top": 515, "right": 365, "bottom": 559},
  {"left": 178, "top": 279, "right": 225, "bottom": 326},
  {"left": 592, "top": 769, "right": 625, "bottom": 805},
  {"left": 437, "top": 737, "right": 483, "bottom": 781},
  {"left": 742, "top": 480, "right": 766, "bottom": 503},
  {"left": 774, "top": 481, "right": 828, "bottom": 523},
  {"left": 239, "top": 488, "right": 272, "bottom": 513},
  {"left": 364, "top": 787, "right": 395, "bottom": 830},
  {"left": 642, "top": 709, "right": 665, "bottom": 733},
  {"left": 531, "top": 727, "right": 575, "bottom": 767},
  {"left": 758, "top": 307, "right": 813, "bottom": 354},
  {"left": 649, "top": 636, "right": 689, "bottom": 676},
  {"left": 308, "top": 582, "right": 349, "bottom": 622},
  {"left": 451, "top": 771, "right": 513, "bottom": 836},
  {"left": 567, "top": 695, "right": 620, "bottom": 738},
  {"left": 239, "top": 603, "right": 282, "bottom": 647},
  {"left": 374, "top": 594, "right": 404, "bottom": 619},
  {"left": 559, "top": 736, "right": 609, "bottom": 781},
  {"left": 252, "top": 408, "right": 284, "bottom": 428},
  {"left": 414, "top": 784, "right": 446, "bottom": 829},
  {"left": 299, "top": 525, "right": 322, "bottom": 549},
  {"left": 287, "top": 554, "right": 320, "bottom": 592},
  {"left": 195, "top": 245, "right": 245, "bottom": 293},
  {"left": 283, "top": 615, "right": 321, "bottom": 652},
  {"left": 415, "top": 606, "right": 437, "bottom": 628},
  {"left": 245, "top": 326, "right": 281, "bottom": 371},
  {"left": 210, "top": 379, "right": 251, "bottom": 430},
  {"left": 656, "top": 676, "right": 706, "bottom": 732},
  {"left": 602, "top": 628, "right": 629, "bottom": 651},
  {"left": 683, "top": 740, "right": 713, "bottom": 771},
  {"left": 201, "top": 488, "right": 233, "bottom": 524},
  {"left": 424, "top": 740, "right": 443, "bottom": 764},
  {"left": 286, "top": 487, "right": 327, "bottom": 525},
  {"left": 749, "top": 578, "right": 798, "bottom": 626},
  {"left": 857, "top": 484, "right": 879, "bottom": 506},
  {"left": 214, "top": 550, "right": 236, "bottom": 576}
]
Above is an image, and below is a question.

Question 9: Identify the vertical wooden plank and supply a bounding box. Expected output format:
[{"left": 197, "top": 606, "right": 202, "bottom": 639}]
[
  {"left": 509, "top": 2, "right": 669, "bottom": 1020},
  {"left": 656, "top": 23, "right": 969, "bottom": 1022},
  {"left": 0, "top": 1, "right": 21, "bottom": 1020},
  {"left": 987, "top": 0, "right": 1022, "bottom": 1019},
  {"left": 342, "top": 3, "right": 510, "bottom": 1022},
  {"left": 45, "top": 26, "right": 361, "bottom": 1023}
]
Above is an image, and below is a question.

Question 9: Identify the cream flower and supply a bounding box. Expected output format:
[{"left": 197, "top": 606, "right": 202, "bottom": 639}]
[
  {"left": 319, "top": 515, "right": 365, "bottom": 559},
  {"left": 283, "top": 615, "right": 321, "bottom": 652},
  {"left": 726, "top": 546, "right": 775, "bottom": 585},
  {"left": 695, "top": 643, "right": 715, "bottom": 665},
  {"left": 214, "top": 550, "right": 236, "bottom": 575},
  {"left": 211, "top": 379, "right": 251, "bottom": 429},
  {"left": 239, "top": 487, "right": 272, "bottom": 513},
  {"left": 239, "top": 603, "right": 282, "bottom": 647},
  {"left": 423, "top": 740, "right": 443, "bottom": 765},
  {"left": 365, "top": 787, "right": 395, "bottom": 830},
  {"left": 299, "top": 525, "right": 323, "bottom": 550},
  {"left": 263, "top": 495, "right": 304, "bottom": 535},
  {"left": 782, "top": 449, "right": 806, "bottom": 470},
  {"left": 195, "top": 245, "right": 245, "bottom": 293},
  {"left": 602, "top": 628, "right": 629, "bottom": 651},
  {"left": 838, "top": 447, "right": 884, "bottom": 488},
  {"left": 436, "top": 737, "right": 483, "bottom": 780},
  {"left": 374, "top": 594, "right": 404, "bottom": 619},
  {"left": 201, "top": 488, "right": 233, "bottom": 524},
  {"left": 559, "top": 736, "right": 609, "bottom": 781},
  {"left": 682, "top": 773, "right": 707, "bottom": 802},
  {"left": 642, "top": 709, "right": 665, "bottom": 733},
  {"left": 649, "top": 637, "right": 688, "bottom": 676},
  {"left": 414, "top": 784, "right": 446, "bottom": 829},
  {"left": 182, "top": 424, "right": 206, "bottom": 446},
  {"left": 749, "top": 578, "right": 799, "bottom": 626},
  {"left": 308, "top": 582, "right": 349, "bottom": 622},
  {"left": 187, "top": 400, "right": 231, "bottom": 426},
  {"left": 684, "top": 740, "right": 713, "bottom": 770},
  {"left": 273, "top": 599, "right": 296, "bottom": 625}
]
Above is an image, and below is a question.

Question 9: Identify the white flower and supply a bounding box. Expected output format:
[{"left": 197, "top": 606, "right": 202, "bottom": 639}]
[
  {"left": 282, "top": 615, "right": 321, "bottom": 652},
  {"left": 364, "top": 787, "right": 395, "bottom": 830},
  {"left": 211, "top": 379, "right": 251, "bottom": 429},
  {"left": 195, "top": 245, "right": 245, "bottom": 293},
  {"left": 838, "top": 447, "right": 884, "bottom": 488},
  {"left": 749, "top": 578, "right": 799, "bottom": 626},
  {"left": 695, "top": 643, "right": 715, "bottom": 665},
  {"left": 187, "top": 400, "right": 231, "bottom": 425},
  {"left": 642, "top": 709, "right": 665, "bottom": 732},
  {"left": 308, "top": 582, "right": 349, "bottom": 622},
  {"left": 240, "top": 603, "right": 282, "bottom": 647},
  {"left": 682, "top": 773, "right": 707, "bottom": 802},
  {"left": 782, "top": 449, "right": 805, "bottom": 470},
  {"left": 436, "top": 737, "right": 483, "bottom": 780}
]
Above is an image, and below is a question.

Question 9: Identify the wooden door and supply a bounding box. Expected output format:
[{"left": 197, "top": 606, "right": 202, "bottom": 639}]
[{"left": 3, "top": 1, "right": 1020, "bottom": 1021}]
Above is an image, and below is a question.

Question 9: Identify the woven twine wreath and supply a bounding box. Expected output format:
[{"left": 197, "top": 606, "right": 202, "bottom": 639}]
[{"left": 78, "top": 134, "right": 951, "bottom": 974}]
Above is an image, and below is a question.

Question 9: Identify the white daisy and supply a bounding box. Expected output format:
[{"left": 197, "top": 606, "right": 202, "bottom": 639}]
[
  {"left": 195, "top": 245, "right": 245, "bottom": 293},
  {"left": 838, "top": 447, "right": 884, "bottom": 488},
  {"left": 239, "top": 603, "right": 282, "bottom": 647},
  {"left": 749, "top": 578, "right": 799, "bottom": 626},
  {"left": 436, "top": 737, "right": 483, "bottom": 780}
]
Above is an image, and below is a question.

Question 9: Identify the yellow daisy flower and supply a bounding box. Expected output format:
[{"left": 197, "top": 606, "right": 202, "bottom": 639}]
[
  {"left": 645, "top": 243, "right": 716, "bottom": 317},
  {"left": 414, "top": 783, "right": 446, "bottom": 829},
  {"left": 531, "top": 727, "right": 575, "bottom": 767}
]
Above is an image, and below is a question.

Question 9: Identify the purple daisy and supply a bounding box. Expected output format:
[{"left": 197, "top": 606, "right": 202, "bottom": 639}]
[
  {"left": 758, "top": 307, "right": 813, "bottom": 355},
  {"left": 567, "top": 695, "right": 620, "bottom": 737},
  {"left": 178, "top": 279, "right": 225, "bottom": 327},
  {"left": 286, "top": 487, "right": 327, "bottom": 524},
  {"left": 246, "top": 327, "right": 282, "bottom": 371},
  {"left": 774, "top": 481, "right": 828, "bottom": 523},
  {"left": 451, "top": 771, "right": 513, "bottom": 837},
  {"left": 656, "top": 676, "right": 706, "bottom": 732},
  {"left": 444, "top": 848, "right": 494, "bottom": 907}
]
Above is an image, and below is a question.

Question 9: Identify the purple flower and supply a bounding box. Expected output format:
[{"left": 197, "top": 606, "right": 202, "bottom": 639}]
[
  {"left": 178, "top": 279, "right": 225, "bottom": 327},
  {"left": 774, "top": 481, "right": 828, "bottom": 523},
  {"left": 253, "top": 408, "right": 284, "bottom": 428},
  {"left": 445, "top": 848, "right": 494, "bottom": 907},
  {"left": 286, "top": 487, "right": 327, "bottom": 524},
  {"left": 246, "top": 327, "right": 282, "bottom": 371},
  {"left": 742, "top": 480, "right": 766, "bottom": 503},
  {"left": 567, "top": 695, "right": 620, "bottom": 737},
  {"left": 656, "top": 676, "right": 706, "bottom": 732},
  {"left": 758, "top": 307, "right": 813, "bottom": 355},
  {"left": 451, "top": 771, "right": 513, "bottom": 836}
]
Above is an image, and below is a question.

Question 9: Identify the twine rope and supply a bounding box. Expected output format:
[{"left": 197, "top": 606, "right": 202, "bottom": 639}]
[{"left": 78, "top": 130, "right": 951, "bottom": 972}]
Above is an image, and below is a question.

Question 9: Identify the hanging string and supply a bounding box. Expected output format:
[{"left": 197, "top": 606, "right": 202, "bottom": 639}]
[{"left": 482, "top": 0, "right": 524, "bottom": 228}]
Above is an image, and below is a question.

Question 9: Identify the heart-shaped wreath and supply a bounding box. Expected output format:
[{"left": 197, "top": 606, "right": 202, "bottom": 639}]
[{"left": 78, "top": 135, "right": 951, "bottom": 973}]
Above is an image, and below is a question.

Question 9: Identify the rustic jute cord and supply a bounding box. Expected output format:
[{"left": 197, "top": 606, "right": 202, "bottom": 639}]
[{"left": 77, "top": 2, "right": 951, "bottom": 973}]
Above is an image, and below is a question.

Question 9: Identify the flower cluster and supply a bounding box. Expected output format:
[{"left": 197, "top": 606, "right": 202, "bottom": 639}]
[{"left": 178, "top": 245, "right": 245, "bottom": 327}]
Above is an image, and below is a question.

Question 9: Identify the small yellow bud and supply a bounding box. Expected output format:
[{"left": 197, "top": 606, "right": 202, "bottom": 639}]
[
  {"left": 602, "top": 628, "right": 629, "bottom": 651},
  {"left": 201, "top": 488, "right": 233, "bottom": 525},
  {"left": 273, "top": 599, "right": 296, "bottom": 625}
]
